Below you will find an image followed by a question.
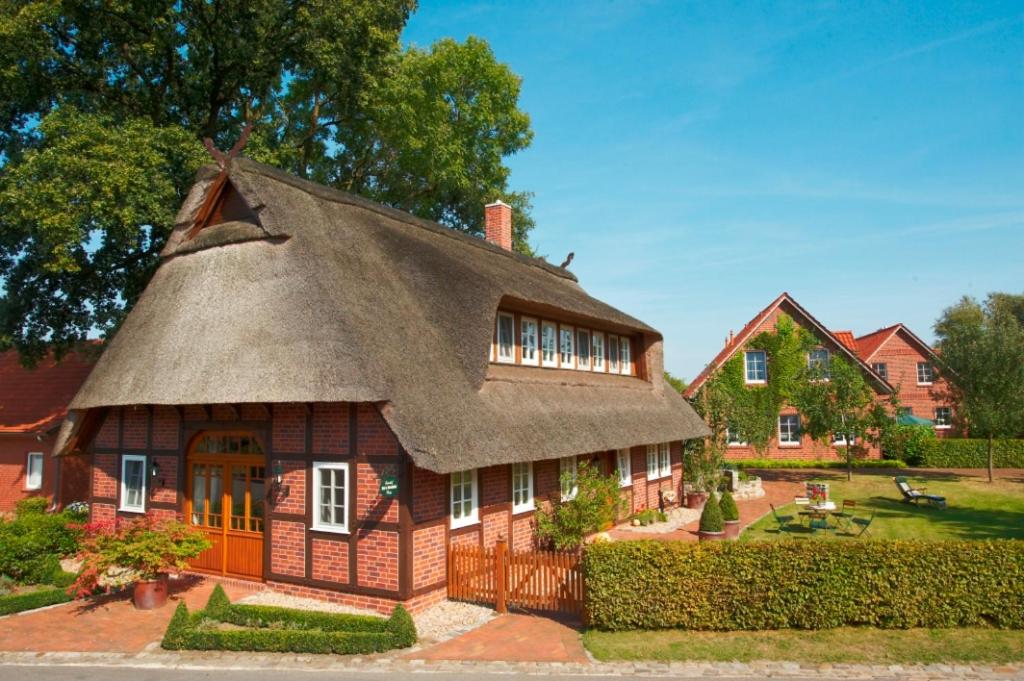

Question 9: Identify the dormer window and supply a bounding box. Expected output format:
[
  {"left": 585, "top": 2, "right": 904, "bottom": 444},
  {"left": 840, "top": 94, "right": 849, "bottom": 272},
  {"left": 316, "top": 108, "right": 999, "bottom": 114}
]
[
  {"left": 541, "top": 321, "right": 558, "bottom": 368},
  {"left": 577, "top": 329, "right": 591, "bottom": 370},
  {"left": 808, "top": 348, "right": 830, "bottom": 379},
  {"left": 608, "top": 334, "right": 620, "bottom": 373},
  {"left": 521, "top": 317, "right": 539, "bottom": 366},
  {"left": 559, "top": 325, "right": 575, "bottom": 368},
  {"left": 620, "top": 337, "right": 632, "bottom": 375},
  {"left": 496, "top": 312, "right": 515, "bottom": 364},
  {"left": 744, "top": 350, "right": 767, "bottom": 384}
]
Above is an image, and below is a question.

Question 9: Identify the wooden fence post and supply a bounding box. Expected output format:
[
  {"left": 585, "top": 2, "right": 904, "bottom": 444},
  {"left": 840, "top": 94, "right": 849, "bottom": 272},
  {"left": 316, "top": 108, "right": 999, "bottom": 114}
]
[{"left": 495, "top": 536, "right": 508, "bottom": 614}]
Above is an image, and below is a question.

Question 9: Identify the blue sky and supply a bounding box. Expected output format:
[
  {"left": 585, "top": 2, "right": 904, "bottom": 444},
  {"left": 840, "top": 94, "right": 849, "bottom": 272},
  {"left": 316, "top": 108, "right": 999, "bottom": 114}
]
[{"left": 402, "top": 1, "right": 1024, "bottom": 380}]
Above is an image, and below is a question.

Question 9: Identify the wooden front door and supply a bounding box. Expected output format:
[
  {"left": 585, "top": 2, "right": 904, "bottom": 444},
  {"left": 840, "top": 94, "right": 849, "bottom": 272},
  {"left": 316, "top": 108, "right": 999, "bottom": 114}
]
[{"left": 185, "top": 433, "right": 265, "bottom": 580}]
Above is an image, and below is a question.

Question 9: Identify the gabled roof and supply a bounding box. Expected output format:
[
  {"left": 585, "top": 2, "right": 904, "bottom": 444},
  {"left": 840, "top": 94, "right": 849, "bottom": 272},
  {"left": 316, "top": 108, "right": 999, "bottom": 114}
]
[
  {"left": 855, "top": 323, "right": 938, "bottom": 363},
  {"left": 682, "top": 293, "right": 893, "bottom": 398},
  {"left": 832, "top": 330, "right": 858, "bottom": 353},
  {"left": 0, "top": 347, "right": 98, "bottom": 435},
  {"left": 59, "top": 159, "right": 708, "bottom": 472}
]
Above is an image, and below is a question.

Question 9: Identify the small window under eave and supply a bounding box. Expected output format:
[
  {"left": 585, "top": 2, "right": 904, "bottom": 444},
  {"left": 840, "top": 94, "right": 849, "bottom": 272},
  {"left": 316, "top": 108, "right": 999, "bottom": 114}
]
[{"left": 187, "top": 175, "right": 259, "bottom": 239}]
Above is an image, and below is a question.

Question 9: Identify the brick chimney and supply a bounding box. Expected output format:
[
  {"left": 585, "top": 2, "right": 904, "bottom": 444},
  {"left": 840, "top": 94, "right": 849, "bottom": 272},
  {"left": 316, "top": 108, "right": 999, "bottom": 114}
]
[{"left": 484, "top": 200, "right": 513, "bottom": 251}]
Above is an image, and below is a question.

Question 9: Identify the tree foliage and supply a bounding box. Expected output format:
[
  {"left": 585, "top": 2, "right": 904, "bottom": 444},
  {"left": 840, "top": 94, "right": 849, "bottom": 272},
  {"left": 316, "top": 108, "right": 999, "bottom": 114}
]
[
  {"left": 663, "top": 371, "right": 687, "bottom": 394},
  {"left": 932, "top": 293, "right": 1024, "bottom": 481},
  {"left": 535, "top": 461, "right": 622, "bottom": 550},
  {"left": 0, "top": 2, "right": 535, "bottom": 362}
]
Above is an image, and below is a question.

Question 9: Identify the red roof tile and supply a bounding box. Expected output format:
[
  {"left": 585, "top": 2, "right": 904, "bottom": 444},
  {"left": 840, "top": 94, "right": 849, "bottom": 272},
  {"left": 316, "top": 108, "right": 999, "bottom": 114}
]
[
  {"left": 832, "top": 330, "right": 858, "bottom": 353},
  {"left": 853, "top": 324, "right": 902, "bottom": 362},
  {"left": 0, "top": 347, "right": 98, "bottom": 434}
]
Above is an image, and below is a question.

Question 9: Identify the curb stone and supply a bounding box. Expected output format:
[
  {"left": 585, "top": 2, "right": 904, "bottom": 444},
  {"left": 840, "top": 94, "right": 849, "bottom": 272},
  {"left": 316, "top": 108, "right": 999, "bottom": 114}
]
[{"left": 0, "top": 651, "right": 1020, "bottom": 679}]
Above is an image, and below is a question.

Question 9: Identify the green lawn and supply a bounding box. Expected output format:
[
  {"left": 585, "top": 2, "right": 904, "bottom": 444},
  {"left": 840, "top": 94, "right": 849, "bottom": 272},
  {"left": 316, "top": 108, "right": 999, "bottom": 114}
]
[
  {"left": 583, "top": 628, "right": 1024, "bottom": 664},
  {"left": 742, "top": 469, "right": 1024, "bottom": 541}
]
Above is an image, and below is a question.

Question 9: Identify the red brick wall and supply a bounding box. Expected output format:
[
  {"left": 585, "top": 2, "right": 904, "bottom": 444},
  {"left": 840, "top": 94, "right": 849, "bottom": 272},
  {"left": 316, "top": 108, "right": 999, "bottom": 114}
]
[
  {"left": 356, "top": 529, "right": 399, "bottom": 591},
  {"left": 92, "top": 452, "right": 117, "bottom": 499},
  {"left": 95, "top": 409, "right": 119, "bottom": 448},
  {"left": 265, "top": 580, "right": 445, "bottom": 615},
  {"left": 0, "top": 435, "right": 61, "bottom": 512},
  {"left": 273, "top": 460, "right": 306, "bottom": 516},
  {"left": 122, "top": 407, "right": 148, "bottom": 449},
  {"left": 357, "top": 403, "right": 399, "bottom": 456},
  {"left": 152, "top": 406, "right": 179, "bottom": 450},
  {"left": 270, "top": 520, "right": 306, "bottom": 577},
  {"left": 411, "top": 467, "right": 445, "bottom": 523},
  {"left": 412, "top": 524, "right": 446, "bottom": 589},
  {"left": 272, "top": 404, "right": 306, "bottom": 454},
  {"left": 356, "top": 461, "right": 399, "bottom": 523},
  {"left": 313, "top": 403, "right": 349, "bottom": 455},
  {"left": 311, "top": 537, "right": 349, "bottom": 584}
]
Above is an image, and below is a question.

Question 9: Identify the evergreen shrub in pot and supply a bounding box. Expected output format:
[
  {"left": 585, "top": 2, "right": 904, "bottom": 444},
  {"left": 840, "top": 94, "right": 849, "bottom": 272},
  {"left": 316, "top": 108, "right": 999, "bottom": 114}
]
[
  {"left": 696, "top": 495, "right": 724, "bottom": 542},
  {"left": 719, "top": 490, "right": 740, "bottom": 539}
]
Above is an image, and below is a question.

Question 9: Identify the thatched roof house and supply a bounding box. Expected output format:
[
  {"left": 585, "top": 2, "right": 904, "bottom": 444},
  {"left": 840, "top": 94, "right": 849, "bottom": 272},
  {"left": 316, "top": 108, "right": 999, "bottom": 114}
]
[{"left": 61, "top": 158, "right": 707, "bottom": 613}]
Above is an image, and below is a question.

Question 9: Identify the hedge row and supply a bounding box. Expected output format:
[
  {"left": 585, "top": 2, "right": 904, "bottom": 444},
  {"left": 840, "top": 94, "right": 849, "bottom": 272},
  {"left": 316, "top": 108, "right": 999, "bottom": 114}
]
[
  {"left": 729, "top": 459, "right": 906, "bottom": 470},
  {"left": 583, "top": 540, "right": 1024, "bottom": 631},
  {"left": 162, "top": 585, "right": 417, "bottom": 654},
  {"left": 915, "top": 439, "right": 1024, "bottom": 468},
  {"left": 0, "top": 586, "right": 72, "bottom": 616}
]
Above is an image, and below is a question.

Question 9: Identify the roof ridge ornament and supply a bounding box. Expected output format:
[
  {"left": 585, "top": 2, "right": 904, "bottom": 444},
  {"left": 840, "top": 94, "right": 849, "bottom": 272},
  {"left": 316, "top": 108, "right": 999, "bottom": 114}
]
[{"left": 203, "top": 123, "right": 253, "bottom": 170}]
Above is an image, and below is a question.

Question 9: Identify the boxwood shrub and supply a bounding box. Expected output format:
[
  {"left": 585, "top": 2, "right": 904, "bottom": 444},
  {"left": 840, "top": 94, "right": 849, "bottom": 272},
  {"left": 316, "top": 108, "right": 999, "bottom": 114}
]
[
  {"left": 583, "top": 540, "right": 1024, "bottom": 631},
  {"left": 162, "top": 585, "right": 417, "bottom": 654},
  {"left": 729, "top": 459, "right": 906, "bottom": 470},
  {"left": 0, "top": 585, "right": 72, "bottom": 616},
  {"left": 914, "top": 439, "right": 1024, "bottom": 468}
]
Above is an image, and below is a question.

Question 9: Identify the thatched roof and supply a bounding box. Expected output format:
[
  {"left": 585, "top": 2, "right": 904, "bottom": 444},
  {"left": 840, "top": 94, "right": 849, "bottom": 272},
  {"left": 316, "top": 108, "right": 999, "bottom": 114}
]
[{"left": 61, "top": 159, "right": 708, "bottom": 472}]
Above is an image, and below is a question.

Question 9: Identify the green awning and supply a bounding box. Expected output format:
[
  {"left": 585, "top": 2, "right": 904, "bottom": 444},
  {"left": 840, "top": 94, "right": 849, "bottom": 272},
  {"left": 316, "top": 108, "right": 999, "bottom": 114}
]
[{"left": 897, "top": 413, "right": 934, "bottom": 426}]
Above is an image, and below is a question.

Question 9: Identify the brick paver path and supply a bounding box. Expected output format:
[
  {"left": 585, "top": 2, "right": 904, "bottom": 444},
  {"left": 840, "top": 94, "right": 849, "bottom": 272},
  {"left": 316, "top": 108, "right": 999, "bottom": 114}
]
[
  {"left": 409, "top": 613, "right": 589, "bottom": 663},
  {"left": 0, "top": 575, "right": 259, "bottom": 653}
]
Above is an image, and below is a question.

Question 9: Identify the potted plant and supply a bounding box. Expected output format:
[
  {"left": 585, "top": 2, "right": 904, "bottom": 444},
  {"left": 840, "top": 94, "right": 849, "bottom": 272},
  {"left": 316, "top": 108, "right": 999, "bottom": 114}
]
[
  {"left": 72, "top": 518, "right": 211, "bottom": 609},
  {"left": 696, "top": 494, "right": 725, "bottom": 542},
  {"left": 719, "top": 490, "right": 740, "bottom": 539}
]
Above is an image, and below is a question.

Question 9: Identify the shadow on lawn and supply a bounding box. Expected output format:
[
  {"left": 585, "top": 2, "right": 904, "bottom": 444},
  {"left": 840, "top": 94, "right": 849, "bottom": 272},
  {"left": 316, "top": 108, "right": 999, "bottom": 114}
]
[{"left": 856, "top": 496, "right": 1024, "bottom": 540}]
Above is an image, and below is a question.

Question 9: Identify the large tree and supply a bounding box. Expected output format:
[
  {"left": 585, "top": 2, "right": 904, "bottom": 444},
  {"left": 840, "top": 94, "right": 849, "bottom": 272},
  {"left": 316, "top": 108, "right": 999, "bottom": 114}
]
[
  {"left": 933, "top": 294, "right": 1024, "bottom": 481},
  {"left": 0, "top": 1, "right": 534, "bottom": 363}
]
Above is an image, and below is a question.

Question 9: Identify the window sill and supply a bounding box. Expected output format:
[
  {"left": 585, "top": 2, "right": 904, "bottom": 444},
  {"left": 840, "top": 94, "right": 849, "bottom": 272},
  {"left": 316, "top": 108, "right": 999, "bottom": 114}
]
[
  {"left": 744, "top": 380, "right": 766, "bottom": 386},
  {"left": 779, "top": 443, "right": 802, "bottom": 448},
  {"left": 618, "top": 481, "right": 632, "bottom": 489},
  {"left": 512, "top": 504, "right": 535, "bottom": 516},
  {"left": 934, "top": 425, "right": 951, "bottom": 430},
  {"left": 311, "top": 524, "right": 349, "bottom": 535},
  {"left": 118, "top": 506, "right": 146, "bottom": 514},
  {"left": 24, "top": 486, "right": 42, "bottom": 491},
  {"left": 450, "top": 517, "right": 480, "bottom": 530},
  {"left": 727, "top": 443, "right": 748, "bottom": 448},
  {"left": 917, "top": 382, "right": 933, "bottom": 386}
]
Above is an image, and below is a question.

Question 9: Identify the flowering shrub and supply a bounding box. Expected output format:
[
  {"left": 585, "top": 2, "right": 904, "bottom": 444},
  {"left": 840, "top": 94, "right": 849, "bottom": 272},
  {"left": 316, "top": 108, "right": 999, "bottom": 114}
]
[{"left": 71, "top": 518, "right": 211, "bottom": 597}]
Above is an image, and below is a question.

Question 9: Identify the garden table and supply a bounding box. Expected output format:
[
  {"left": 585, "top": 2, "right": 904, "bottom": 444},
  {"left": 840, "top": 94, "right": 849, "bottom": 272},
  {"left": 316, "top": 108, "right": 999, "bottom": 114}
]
[{"left": 806, "top": 501, "right": 836, "bottom": 532}]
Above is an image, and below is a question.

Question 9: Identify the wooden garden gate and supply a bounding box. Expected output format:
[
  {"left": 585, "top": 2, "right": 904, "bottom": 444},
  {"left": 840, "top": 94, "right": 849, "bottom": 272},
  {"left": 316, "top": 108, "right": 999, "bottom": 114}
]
[{"left": 447, "top": 539, "right": 585, "bottom": 618}]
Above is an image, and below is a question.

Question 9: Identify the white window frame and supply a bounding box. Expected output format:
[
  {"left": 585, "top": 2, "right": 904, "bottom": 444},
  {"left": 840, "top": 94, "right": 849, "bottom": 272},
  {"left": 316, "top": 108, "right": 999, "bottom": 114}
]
[
  {"left": 450, "top": 469, "right": 479, "bottom": 529},
  {"left": 871, "top": 362, "right": 888, "bottom": 380},
  {"left": 25, "top": 452, "right": 44, "bottom": 491},
  {"left": 658, "top": 443, "right": 671, "bottom": 478},
  {"left": 808, "top": 348, "right": 831, "bottom": 379},
  {"left": 934, "top": 407, "right": 952, "bottom": 429},
  {"left": 511, "top": 462, "right": 534, "bottom": 514},
  {"left": 120, "top": 454, "right": 147, "bottom": 513},
  {"left": 832, "top": 432, "right": 850, "bottom": 446},
  {"left": 311, "top": 461, "right": 350, "bottom": 534},
  {"left": 778, "top": 414, "right": 801, "bottom": 447},
  {"left": 559, "top": 325, "right": 575, "bottom": 369},
  {"left": 496, "top": 312, "right": 515, "bottom": 364},
  {"left": 592, "top": 333, "right": 605, "bottom": 372},
  {"left": 917, "top": 362, "right": 934, "bottom": 385},
  {"left": 576, "top": 328, "right": 591, "bottom": 371},
  {"left": 559, "top": 456, "right": 578, "bottom": 501},
  {"left": 744, "top": 350, "right": 767, "bottom": 384},
  {"left": 615, "top": 448, "right": 631, "bottom": 488},
  {"left": 608, "top": 334, "right": 620, "bottom": 373},
  {"left": 645, "top": 445, "right": 662, "bottom": 480},
  {"left": 541, "top": 321, "right": 558, "bottom": 368},
  {"left": 620, "top": 337, "right": 632, "bottom": 375},
  {"left": 727, "top": 425, "right": 747, "bottom": 447},
  {"left": 520, "top": 316, "right": 539, "bottom": 366}
]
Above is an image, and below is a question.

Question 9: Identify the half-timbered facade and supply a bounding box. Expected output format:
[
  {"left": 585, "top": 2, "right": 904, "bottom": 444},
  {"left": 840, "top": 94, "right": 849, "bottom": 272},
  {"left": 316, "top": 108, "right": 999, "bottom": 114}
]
[{"left": 57, "top": 159, "right": 707, "bottom": 613}]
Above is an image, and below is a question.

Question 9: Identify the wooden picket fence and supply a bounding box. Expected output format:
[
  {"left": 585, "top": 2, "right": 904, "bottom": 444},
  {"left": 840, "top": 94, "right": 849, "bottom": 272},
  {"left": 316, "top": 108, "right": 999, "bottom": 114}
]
[{"left": 447, "top": 539, "right": 585, "bottom": 618}]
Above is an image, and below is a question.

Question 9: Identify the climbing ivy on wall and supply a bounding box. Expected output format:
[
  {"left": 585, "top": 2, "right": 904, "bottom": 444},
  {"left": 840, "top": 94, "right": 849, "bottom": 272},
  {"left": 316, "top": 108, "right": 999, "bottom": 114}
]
[{"left": 691, "top": 314, "right": 818, "bottom": 456}]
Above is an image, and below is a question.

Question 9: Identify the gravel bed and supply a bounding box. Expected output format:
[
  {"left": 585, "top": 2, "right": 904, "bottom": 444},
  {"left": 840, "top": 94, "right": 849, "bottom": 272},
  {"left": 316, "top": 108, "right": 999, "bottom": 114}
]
[
  {"left": 614, "top": 506, "right": 701, "bottom": 534},
  {"left": 235, "top": 591, "right": 495, "bottom": 643}
]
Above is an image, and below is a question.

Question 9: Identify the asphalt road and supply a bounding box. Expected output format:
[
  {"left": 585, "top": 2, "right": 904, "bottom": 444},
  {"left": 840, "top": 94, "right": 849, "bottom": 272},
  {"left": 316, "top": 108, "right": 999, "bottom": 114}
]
[{"left": 0, "top": 665, "right": 803, "bottom": 681}]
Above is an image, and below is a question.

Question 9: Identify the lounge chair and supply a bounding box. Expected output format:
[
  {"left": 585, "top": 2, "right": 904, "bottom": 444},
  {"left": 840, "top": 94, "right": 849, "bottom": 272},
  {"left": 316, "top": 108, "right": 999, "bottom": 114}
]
[
  {"left": 770, "top": 504, "right": 795, "bottom": 533},
  {"left": 894, "top": 477, "right": 947, "bottom": 509}
]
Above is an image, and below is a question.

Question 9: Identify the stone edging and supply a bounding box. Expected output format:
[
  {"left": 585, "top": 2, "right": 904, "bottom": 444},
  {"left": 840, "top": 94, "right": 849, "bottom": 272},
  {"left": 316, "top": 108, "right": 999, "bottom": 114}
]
[{"left": 0, "top": 651, "right": 1021, "bottom": 679}]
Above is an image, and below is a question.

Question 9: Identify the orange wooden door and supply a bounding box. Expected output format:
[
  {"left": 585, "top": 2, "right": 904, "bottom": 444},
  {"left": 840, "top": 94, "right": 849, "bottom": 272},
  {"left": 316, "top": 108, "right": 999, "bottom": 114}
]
[{"left": 185, "top": 434, "right": 265, "bottom": 580}]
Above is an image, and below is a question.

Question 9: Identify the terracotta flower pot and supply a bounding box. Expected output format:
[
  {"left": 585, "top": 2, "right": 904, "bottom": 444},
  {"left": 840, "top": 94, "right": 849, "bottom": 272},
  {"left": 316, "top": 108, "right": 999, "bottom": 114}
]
[
  {"left": 697, "top": 530, "right": 725, "bottom": 542},
  {"left": 723, "top": 520, "right": 740, "bottom": 540},
  {"left": 133, "top": 575, "right": 169, "bottom": 610},
  {"left": 686, "top": 491, "right": 709, "bottom": 509}
]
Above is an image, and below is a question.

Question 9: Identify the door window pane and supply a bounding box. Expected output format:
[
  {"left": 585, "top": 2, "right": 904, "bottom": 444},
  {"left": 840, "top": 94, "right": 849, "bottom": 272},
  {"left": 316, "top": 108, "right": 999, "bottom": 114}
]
[
  {"left": 208, "top": 465, "right": 223, "bottom": 528},
  {"left": 192, "top": 464, "right": 207, "bottom": 525}
]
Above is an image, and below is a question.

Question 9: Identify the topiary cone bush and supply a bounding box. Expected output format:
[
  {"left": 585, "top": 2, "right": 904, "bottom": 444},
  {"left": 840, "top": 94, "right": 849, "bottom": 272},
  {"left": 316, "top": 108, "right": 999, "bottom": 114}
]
[
  {"left": 698, "top": 495, "right": 724, "bottom": 533},
  {"left": 718, "top": 490, "right": 739, "bottom": 522}
]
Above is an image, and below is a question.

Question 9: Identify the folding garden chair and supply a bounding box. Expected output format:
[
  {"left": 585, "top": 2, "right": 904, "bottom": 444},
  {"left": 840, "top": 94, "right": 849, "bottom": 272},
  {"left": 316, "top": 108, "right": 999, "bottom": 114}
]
[
  {"left": 794, "top": 496, "right": 812, "bottom": 525},
  {"left": 832, "top": 499, "right": 857, "bottom": 532},
  {"left": 850, "top": 512, "right": 875, "bottom": 537},
  {"left": 770, "top": 504, "right": 795, "bottom": 534}
]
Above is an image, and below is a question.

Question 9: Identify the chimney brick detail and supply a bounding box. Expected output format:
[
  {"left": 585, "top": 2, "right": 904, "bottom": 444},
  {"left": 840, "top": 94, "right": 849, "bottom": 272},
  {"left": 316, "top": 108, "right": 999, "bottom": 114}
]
[{"left": 484, "top": 201, "right": 513, "bottom": 251}]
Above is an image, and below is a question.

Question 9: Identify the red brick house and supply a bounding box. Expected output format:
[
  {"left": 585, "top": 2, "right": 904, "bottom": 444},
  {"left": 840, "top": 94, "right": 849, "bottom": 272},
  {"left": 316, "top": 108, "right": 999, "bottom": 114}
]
[
  {"left": 54, "top": 159, "right": 708, "bottom": 613},
  {"left": 0, "top": 348, "right": 95, "bottom": 512},
  {"left": 855, "top": 324, "right": 954, "bottom": 436},
  {"left": 683, "top": 293, "right": 893, "bottom": 461}
]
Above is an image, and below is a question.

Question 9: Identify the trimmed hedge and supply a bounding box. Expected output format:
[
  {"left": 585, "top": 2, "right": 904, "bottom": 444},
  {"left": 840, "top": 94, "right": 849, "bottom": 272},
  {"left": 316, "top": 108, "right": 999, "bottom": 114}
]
[
  {"left": 729, "top": 459, "right": 906, "bottom": 470},
  {"left": 913, "top": 439, "right": 1024, "bottom": 468},
  {"left": 583, "top": 540, "right": 1024, "bottom": 631},
  {"left": 162, "top": 585, "right": 417, "bottom": 654},
  {"left": 0, "top": 586, "right": 72, "bottom": 616}
]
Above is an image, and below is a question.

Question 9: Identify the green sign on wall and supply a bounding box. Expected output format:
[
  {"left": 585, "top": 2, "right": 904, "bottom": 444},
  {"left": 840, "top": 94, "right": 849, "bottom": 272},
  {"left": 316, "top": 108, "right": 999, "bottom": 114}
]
[{"left": 379, "top": 475, "right": 399, "bottom": 498}]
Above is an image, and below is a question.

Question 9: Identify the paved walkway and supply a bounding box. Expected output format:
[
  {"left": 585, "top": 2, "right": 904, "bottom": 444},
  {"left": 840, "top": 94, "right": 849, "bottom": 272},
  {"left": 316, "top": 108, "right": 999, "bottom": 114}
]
[
  {"left": 0, "top": 575, "right": 261, "bottom": 653},
  {"left": 408, "top": 613, "right": 589, "bottom": 663}
]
